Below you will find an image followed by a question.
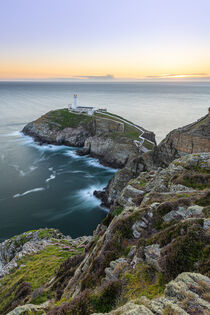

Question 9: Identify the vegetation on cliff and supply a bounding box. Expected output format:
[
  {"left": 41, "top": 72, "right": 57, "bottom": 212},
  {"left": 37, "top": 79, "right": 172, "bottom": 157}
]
[
  {"left": 1, "top": 111, "right": 210, "bottom": 314},
  {"left": 1, "top": 153, "right": 210, "bottom": 314},
  {"left": 36, "top": 109, "right": 93, "bottom": 130}
]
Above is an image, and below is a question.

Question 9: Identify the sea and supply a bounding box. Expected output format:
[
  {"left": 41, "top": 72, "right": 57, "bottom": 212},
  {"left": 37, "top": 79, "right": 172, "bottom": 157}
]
[{"left": 0, "top": 80, "right": 209, "bottom": 241}]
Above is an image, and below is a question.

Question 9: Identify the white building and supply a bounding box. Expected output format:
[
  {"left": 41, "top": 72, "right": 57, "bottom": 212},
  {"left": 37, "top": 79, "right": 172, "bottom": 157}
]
[{"left": 68, "top": 94, "right": 98, "bottom": 115}]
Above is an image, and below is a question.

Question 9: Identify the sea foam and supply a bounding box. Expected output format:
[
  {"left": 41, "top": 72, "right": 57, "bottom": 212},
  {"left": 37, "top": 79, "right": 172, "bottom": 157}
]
[{"left": 13, "top": 187, "right": 45, "bottom": 198}]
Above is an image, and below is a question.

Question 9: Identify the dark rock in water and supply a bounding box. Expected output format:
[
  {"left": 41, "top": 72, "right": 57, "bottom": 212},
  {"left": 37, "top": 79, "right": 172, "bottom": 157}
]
[{"left": 93, "top": 189, "right": 107, "bottom": 207}]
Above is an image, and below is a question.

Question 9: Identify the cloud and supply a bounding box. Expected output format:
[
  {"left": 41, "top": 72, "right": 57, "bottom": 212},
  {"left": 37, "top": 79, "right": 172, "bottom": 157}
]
[
  {"left": 73, "top": 74, "right": 115, "bottom": 80},
  {"left": 146, "top": 73, "right": 209, "bottom": 79}
]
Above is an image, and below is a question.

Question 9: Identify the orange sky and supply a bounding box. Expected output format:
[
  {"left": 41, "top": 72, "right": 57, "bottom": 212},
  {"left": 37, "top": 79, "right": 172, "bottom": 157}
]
[{"left": 1, "top": 0, "right": 210, "bottom": 80}]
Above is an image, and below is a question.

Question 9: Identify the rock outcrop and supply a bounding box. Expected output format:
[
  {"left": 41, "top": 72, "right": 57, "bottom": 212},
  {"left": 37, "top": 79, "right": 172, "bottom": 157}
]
[
  {"left": 155, "top": 109, "right": 210, "bottom": 166},
  {"left": 93, "top": 272, "right": 210, "bottom": 315}
]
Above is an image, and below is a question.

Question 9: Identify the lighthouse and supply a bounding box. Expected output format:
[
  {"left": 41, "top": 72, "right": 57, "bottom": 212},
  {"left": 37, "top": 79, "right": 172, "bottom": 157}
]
[{"left": 73, "top": 94, "right": 78, "bottom": 110}]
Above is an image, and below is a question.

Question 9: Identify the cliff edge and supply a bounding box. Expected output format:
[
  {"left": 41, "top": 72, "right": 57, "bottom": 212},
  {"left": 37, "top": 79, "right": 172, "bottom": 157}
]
[{"left": 155, "top": 109, "right": 210, "bottom": 166}]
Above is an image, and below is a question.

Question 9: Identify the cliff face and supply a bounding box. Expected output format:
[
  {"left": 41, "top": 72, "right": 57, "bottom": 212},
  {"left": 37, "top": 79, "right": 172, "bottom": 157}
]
[
  {"left": 1, "top": 153, "right": 209, "bottom": 315},
  {"left": 155, "top": 111, "right": 210, "bottom": 166}
]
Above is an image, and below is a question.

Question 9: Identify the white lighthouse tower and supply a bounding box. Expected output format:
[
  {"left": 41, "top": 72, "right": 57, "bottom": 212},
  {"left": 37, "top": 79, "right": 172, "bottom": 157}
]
[{"left": 73, "top": 94, "right": 78, "bottom": 110}]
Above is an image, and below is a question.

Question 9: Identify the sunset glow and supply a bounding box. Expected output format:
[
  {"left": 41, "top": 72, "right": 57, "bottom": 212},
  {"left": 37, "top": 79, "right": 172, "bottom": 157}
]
[{"left": 0, "top": 0, "right": 210, "bottom": 80}]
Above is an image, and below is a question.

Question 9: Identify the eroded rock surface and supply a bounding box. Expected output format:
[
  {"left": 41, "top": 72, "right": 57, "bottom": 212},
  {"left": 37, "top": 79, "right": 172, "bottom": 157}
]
[{"left": 155, "top": 109, "right": 210, "bottom": 166}]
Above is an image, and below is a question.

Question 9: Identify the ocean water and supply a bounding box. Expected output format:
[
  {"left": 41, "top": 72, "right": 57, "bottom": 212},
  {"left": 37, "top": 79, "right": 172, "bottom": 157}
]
[{"left": 0, "top": 81, "right": 210, "bottom": 241}]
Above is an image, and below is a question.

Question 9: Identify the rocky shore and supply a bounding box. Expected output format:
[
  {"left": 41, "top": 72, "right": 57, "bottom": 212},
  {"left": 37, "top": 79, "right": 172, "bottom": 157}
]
[{"left": 0, "top": 109, "right": 209, "bottom": 314}]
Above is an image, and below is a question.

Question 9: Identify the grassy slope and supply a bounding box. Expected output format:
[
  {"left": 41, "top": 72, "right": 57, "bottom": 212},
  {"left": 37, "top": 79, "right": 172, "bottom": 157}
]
[
  {"left": 0, "top": 241, "right": 83, "bottom": 314},
  {"left": 36, "top": 109, "right": 93, "bottom": 130},
  {"left": 95, "top": 112, "right": 154, "bottom": 145}
]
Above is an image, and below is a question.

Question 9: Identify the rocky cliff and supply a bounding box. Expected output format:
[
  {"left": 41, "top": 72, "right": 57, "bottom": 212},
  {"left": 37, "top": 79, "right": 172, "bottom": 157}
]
[
  {"left": 0, "top": 153, "right": 209, "bottom": 315},
  {"left": 154, "top": 109, "right": 210, "bottom": 167}
]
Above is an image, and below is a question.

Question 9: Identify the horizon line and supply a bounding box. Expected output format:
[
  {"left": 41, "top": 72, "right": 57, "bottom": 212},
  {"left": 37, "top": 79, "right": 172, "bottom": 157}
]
[{"left": 1, "top": 75, "right": 210, "bottom": 82}]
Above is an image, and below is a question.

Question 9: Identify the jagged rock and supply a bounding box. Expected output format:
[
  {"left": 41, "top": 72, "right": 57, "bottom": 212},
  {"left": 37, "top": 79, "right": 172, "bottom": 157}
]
[
  {"left": 118, "top": 184, "right": 145, "bottom": 207},
  {"left": 203, "top": 218, "right": 210, "bottom": 230},
  {"left": 93, "top": 273, "right": 210, "bottom": 315},
  {"left": 162, "top": 204, "right": 204, "bottom": 223},
  {"left": 105, "top": 258, "right": 128, "bottom": 281},
  {"left": 92, "top": 301, "right": 154, "bottom": 315},
  {"left": 6, "top": 301, "right": 50, "bottom": 315},
  {"left": 144, "top": 244, "right": 162, "bottom": 272},
  {"left": 187, "top": 205, "right": 204, "bottom": 216},
  {"left": 127, "top": 246, "right": 137, "bottom": 258}
]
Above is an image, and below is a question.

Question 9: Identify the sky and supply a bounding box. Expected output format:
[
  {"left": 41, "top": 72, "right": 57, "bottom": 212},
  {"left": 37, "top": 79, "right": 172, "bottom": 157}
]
[{"left": 0, "top": 0, "right": 210, "bottom": 80}]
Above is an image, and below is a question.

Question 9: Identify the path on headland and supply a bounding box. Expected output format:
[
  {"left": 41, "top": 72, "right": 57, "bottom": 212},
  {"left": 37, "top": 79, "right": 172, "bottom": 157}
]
[{"left": 96, "top": 111, "right": 155, "bottom": 148}]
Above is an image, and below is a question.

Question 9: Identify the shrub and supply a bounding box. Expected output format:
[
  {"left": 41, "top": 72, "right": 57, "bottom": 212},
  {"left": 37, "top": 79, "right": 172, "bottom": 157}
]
[{"left": 91, "top": 281, "right": 122, "bottom": 313}]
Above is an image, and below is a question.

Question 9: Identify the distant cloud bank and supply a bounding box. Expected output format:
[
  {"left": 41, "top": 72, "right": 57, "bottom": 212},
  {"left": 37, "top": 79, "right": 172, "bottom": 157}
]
[
  {"left": 146, "top": 73, "right": 209, "bottom": 79},
  {"left": 72, "top": 74, "right": 115, "bottom": 80}
]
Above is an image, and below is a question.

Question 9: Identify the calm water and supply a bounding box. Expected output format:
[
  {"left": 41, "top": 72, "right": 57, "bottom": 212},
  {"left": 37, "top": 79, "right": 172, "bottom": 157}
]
[{"left": 0, "top": 81, "right": 210, "bottom": 241}]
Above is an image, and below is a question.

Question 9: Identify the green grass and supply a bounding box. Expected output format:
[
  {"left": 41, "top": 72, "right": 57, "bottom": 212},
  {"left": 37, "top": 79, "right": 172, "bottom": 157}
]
[
  {"left": 121, "top": 263, "right": 165, "bottom": 301},
  {"left": 0, "top": 244, "right": 83, "bottom": 313},
  {"left": 95, "top": 112, "right": 141, "bottom": 140},
  {"left": 37, "top": 109, "right": 93, "bottom": 130},
  {"left": 181, "top": 175, "right": 210, "bottom": 190},
  {"left": 112, "top": 206, "right": 124, "bottom": 216},
  {"left": 143, "top": 139, "right": 155, "bottom": 150},
  {"left": 38, "top": 229, "right": 58, "bottom": 239},
  {"left": 96, "top": 111, "right": 144, "bottom": 128},
  {"left": 137, "top": 179, "right": 147, "bottom": 189},
  {"left": 95, "top": 111, "right": 155, "bottom": 146}
]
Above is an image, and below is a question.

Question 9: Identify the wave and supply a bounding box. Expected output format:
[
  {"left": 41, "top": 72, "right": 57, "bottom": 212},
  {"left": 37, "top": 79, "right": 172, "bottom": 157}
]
[
  {"left": 11, "top": 132, "right": 68, "bottom": 153},
  {"left": 10, "top": 132, "right": 117, "bottom": 173},
  {"left": 45, "top": 174, "right": 56, "bottom": 183},
  {"left": 64, "top": 149, "right": 117, "bottom": 173},
  {"left": 76, "top": 183, "right": 109, "bottom": 211},
  {"left": 13, "top": 187, "right": 45, "bottom": 198},
  {"left": 48, "top": 184, "right": 109, "bottom": 221},
  {"left": 85, "top": 157, "right": 114, "bottom": 171},
  {"left": 63, "top": 149, "right": 82, "bottom": 159}
]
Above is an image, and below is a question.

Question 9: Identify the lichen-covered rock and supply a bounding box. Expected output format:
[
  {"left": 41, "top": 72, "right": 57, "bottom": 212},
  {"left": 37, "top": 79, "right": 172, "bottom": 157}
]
[
  {"left": 91, "top": 301, "right": 154, "bottom": 315},
  {"left": 0, "top": 228, "right": 65, "bottom": 278},
  {"left": 6, "top": 301, "right": 50, "bottom": 315},
  {"left": 92, "top": 272, "right": 210, "bottom": 315}
]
